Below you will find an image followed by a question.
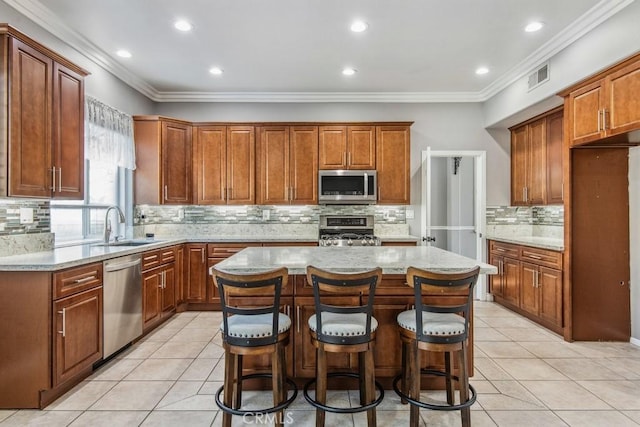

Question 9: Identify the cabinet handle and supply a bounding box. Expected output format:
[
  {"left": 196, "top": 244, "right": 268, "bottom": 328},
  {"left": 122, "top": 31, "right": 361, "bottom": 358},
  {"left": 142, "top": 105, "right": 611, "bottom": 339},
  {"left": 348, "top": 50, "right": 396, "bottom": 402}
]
[
  {"left": 201, "top": 248, "right": 205, "bottom": 264},
  {"left": 73, "top": 276, "right": 95, "bottom": 284},
  {"left": 58, "top": 167, "right": 62, "bottom": 192},
  {"left": 296, "top": 306, "right": 300, "bottom": 333},
  {"left": 343, "top": 152, "right": 347, "bottom": 165},
  {"left": 495, "top": 248, "right": 505, "bottom": 252},
  {"left": 164, "top": 185, "right": 168, "bottom": 201},
  {"left": 58, "top": 309, "right": 66, "bottom": 337},
  {"left": 602, "top": 109, "right": 609, "bottom": 130},
  {"left": 597, "top": 109, "right": 602, "bottom": 132},
  {"left": 51, "top": 168, "right": 56, "bottom": 192},
  {"left": 527, "top": 254, "right": 542, "bottom": 260},
  {"left": 347, "top": 152, "right": 351, "bottom": 166}
]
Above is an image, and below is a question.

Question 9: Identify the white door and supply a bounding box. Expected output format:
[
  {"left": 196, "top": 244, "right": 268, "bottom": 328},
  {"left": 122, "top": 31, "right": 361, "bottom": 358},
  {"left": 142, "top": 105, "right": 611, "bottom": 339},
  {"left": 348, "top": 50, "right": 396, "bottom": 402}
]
[{"left": 421, "top": 148, "right": 487, "bottom": 300}]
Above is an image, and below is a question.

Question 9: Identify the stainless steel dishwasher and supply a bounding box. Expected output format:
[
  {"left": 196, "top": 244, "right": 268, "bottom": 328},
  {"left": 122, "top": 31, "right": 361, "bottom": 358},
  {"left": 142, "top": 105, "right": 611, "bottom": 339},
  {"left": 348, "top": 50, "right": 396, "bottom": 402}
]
[{"left": 103, "top": 254, "right": 142, "bottom": 358}]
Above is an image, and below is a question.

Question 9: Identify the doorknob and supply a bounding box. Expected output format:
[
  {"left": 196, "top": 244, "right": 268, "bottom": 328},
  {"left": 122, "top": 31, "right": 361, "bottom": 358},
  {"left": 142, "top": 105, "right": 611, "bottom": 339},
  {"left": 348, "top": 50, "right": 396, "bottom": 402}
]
[{"left": 422, "top": 236, "right": 436, "bottom": 242}]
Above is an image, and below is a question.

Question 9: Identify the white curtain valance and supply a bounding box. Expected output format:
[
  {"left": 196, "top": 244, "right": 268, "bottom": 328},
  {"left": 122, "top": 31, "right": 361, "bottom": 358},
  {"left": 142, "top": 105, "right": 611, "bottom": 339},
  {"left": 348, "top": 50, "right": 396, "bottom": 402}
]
[{"left": 85, "top": 96, "right": 136, "bottom": 170}]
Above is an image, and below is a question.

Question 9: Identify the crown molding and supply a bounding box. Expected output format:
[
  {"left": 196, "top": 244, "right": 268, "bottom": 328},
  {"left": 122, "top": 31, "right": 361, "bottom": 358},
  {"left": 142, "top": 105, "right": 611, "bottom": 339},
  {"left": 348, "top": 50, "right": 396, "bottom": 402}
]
[{"left": 3, "top": 0, "right": 634, "bottom": 103}]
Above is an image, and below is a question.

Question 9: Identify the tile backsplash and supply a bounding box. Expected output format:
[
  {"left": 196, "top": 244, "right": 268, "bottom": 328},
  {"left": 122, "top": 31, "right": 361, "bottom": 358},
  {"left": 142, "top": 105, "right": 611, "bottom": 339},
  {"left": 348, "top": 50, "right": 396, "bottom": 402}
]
[
  {"left": 0, "top": 199, "right": 51, "bottom": 236},
  {"left": 486, "top": 205, "right": 563, "bottom": 226}
]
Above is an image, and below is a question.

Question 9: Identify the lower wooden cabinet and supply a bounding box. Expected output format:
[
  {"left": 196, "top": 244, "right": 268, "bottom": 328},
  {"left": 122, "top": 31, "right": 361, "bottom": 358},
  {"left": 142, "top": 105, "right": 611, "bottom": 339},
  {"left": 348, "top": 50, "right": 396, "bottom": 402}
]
[
  {"left": 53, "top": 286, "right": 102, "bottom": 386},
  {"left": 142, "top": 247, "right": 177, "bottom": 331},
  {"left": 185, "top": 244, "right": 208, "bottom": 303}
]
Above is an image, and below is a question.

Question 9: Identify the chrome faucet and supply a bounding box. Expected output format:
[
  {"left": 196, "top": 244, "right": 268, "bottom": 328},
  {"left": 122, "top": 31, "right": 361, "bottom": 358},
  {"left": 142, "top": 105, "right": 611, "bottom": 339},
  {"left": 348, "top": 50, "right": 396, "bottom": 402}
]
[{"left": 104, "top": 205, "right": 126, "bottom": 244}]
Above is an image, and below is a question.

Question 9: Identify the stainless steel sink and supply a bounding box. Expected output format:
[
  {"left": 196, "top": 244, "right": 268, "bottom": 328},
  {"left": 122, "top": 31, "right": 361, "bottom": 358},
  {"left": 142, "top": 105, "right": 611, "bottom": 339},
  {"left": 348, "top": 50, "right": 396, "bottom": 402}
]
[{"left": 95, "top": 240, "right": 161, "bottom": 247}]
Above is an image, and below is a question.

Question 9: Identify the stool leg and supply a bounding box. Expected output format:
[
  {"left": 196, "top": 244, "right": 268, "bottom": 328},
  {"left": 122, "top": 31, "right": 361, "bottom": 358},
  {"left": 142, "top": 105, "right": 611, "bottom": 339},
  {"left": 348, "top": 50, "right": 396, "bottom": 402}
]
[
  {"left": 458, "top": 342, "right": 471, "bottom": 427},
  {"left": 316, "top": 346, "right": 327, "bottom": 427},
  {"left": 400, "top": 341, "right": 408, "bottom": 404},
  {"left": 272, "top": 343, "right": 285, "bottom": 426},
  {"left": 358, "top": 352, "right": 366, "bottom": 405},
  {"left": 408, "top": 341, "right": 420, "bottom": 427},
  {"left": 444, "top": 351, "right": 454, "bottom": 405},
  {"left": 222, "top": 349, "right": 236, "bottom": 427},
  {"left": 234, "top": 354, "right": 243, "bottom": 410},
  {"left": 364, "top": 348, "right": 377, "bottom": 427}
]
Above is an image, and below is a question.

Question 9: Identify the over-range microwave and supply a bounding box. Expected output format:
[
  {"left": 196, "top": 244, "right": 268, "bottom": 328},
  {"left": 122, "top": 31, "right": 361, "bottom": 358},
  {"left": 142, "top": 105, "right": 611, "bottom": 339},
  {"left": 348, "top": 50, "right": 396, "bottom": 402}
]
[{"left": 318, "top": 170, "right": 377, "bottom": 204}]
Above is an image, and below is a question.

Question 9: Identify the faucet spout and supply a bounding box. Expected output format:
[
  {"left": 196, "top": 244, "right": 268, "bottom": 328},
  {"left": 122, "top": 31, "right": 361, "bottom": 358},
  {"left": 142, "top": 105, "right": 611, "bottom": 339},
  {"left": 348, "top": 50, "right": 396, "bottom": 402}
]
[{"left": 104, "top": 205, "right": 126, "bottom": 244}]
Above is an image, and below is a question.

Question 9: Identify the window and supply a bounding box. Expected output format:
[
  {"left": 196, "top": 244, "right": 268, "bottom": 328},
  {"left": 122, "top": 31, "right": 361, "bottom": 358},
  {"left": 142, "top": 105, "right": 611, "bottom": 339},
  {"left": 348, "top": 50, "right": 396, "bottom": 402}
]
[{"left": 50, "top": 97, "right": 136, "bottom": 246}]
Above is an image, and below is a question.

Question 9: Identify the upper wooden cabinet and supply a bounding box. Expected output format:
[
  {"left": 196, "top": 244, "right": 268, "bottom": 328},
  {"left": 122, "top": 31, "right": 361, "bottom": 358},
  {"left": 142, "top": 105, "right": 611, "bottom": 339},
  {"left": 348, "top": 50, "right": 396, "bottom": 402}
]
[
  {"left": 376, "top": 125, "right": 410, "bottom": 204},
  {"left": 562, "top": 53, "right": 640, "bottom": 146},
  {"left": 194, "top": 125, "right": 255, "bottom": 205},
  {"left": 257, "top": 125, "right": 318, "bottom": 204},
  {"left": 319, "top": 125, "right": 375, "bottom": 170},
  {"left": 134, "top": 116, "right": 193, "bottom": 205},
  {"left": 510, "top": 108, "right": 563, "bottom": 206},
  {"left": 0, "top": 25, "right": 88, "bottom": 199}
]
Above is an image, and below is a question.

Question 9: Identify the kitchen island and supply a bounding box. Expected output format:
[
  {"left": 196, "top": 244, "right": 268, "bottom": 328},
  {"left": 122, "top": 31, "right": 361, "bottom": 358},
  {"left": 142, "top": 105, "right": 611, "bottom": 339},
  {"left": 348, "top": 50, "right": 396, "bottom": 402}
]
[{"left": 211, "top": 245, "right": 496, "bottom": 388}]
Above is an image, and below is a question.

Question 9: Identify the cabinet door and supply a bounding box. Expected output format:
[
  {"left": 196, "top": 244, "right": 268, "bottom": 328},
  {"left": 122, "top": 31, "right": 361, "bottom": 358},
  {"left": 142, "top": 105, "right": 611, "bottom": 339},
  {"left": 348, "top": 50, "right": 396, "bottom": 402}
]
[
  {"left": 294, "top": 296, "right": 356, "bottom": 377},
  {"left": 488, "top": 253, "right": 503, "bottom": 297},
  {"left": 226, "top": 126, "right": 255, "bottom": 204},
  {"left": 318, "top": 126, "right": 347, "bottom": 169},
  {"left": 176, "top": 245, "right": 185, "bottom": 305},
  {"left": 510, "top": 126, "right": 528, "bottom": 205},
  {"left": 607, "top": 59, "right": 640, "bottom": 136},
  {"left": 520, "top": 262, "right": 539, "bottom": 316},
  {"left": 347, "top": 126, "right": 375, "bottom": 169},
  {"left": 367, "top": 296, "right": 411, "bottom": 377},
  {"left": 569, "top": 81, "right": 605, "bottom": 146},
  {"left": 161, "top": 121, "right": 192, "bottom": 204},
  {"left": 207, "top": 258, "right": 221, "bottom": 303},
  {"left": 538, "top": 267, "right": 563, "bottom": 327},
  {"left": 257, "top": 126, "right": 289, "bottom": 204},
  {"left": 161, "top": 264, "right": 176, "bottom": 314},
  {"left": 546, "top": 111, "right": 564, "bottom": 204},
  {"left": 195, "top": 126, "right": 226, "bottom": 204},
  {"left": 8, "top": 37, "right": 53, "bottom": 198},
  {"left": 376, "top": 126, "right": 410, "bottom": 204},
  {"left": 52, "top": 63, "right": 84, "bottom": 199},
  {"left": 185, "top": 244, "right": 207, "bottom": 303},
  {"left": 53, "top": 287, "right": 102, "bottom": 386},
  {"left": 142, "top": 268, "right": 162, "bottom": 330},
  {"left": 502, "top": 257, "right": 520, "bottom": 306},
  {"left": 527, "top": 119, "right": 546, "bottom": 205},
  {"left": 290, "top": 126, "right": 318, "bottom": 204}
]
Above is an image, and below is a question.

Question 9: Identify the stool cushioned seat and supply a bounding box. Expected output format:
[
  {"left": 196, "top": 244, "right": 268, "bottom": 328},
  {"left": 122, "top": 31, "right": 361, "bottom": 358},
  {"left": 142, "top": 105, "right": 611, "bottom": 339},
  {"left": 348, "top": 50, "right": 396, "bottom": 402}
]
[
  {"left": 221, "top": 313, "right": 291, "bottom": 338},
  {"left": 309, "top": 312, "right": 378, "bottom": 337},
  {"left": 397, "top": 310, "right": 465, "bottom": 336}
]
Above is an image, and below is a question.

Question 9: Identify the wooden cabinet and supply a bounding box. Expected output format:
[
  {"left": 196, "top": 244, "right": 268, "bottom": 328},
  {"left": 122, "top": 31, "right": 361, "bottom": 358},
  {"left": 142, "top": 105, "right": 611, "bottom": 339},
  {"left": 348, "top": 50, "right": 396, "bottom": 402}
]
[
  {"left": 510, "top": 108, "right": 563, "bottom": 205},
  {"left": 185, "top": 244, "right": 208, "bottom": 303},
  {"left": 257, "top": 125, "right": 318, "bottom": 204},
  {"left": 319, "top": 125, "right": 375, "bottom": 170},
  {"left": 376, "top": 125, "right": 411, "bottom": 204},
  {"left": 134, "top": 116, "right": 193, "bottom": 204},
  {"left": 141, "top": 246, "right": 177, "bottom": 331},
  {"left": 52, "top": 263, "right": 103, "bottom": 387},
  {"left": 564, "top": 53, "right": 640, "bottom": 146},
  {"left": 1, "top": 26, "right": 88, "bottom": 199},
  {"left": 194, "top": 125, "right": 255, "bottom": 204},
  {"left": 489, "top": 240, "right": 563, "bottom": 332}
]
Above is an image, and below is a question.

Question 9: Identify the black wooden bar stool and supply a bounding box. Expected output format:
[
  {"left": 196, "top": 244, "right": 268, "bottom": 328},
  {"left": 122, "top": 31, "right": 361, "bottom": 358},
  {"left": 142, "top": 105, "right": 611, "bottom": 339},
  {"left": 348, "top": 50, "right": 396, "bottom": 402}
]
[
  {"left": 304, "top": 265, "right": 384, "bottom": 427},
  {"left": 211, "top": 267, "right": 297, "bottom": 427},
  {"left": 393, "top": 266, "right": 480, "bottom": 427}
]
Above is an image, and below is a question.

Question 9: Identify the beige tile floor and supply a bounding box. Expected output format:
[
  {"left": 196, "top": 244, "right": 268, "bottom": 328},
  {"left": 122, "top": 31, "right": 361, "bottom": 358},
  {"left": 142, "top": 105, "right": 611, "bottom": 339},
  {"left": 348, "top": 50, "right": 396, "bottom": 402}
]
[{"left": 2, "top": 301, "right": 640, "bottom": 426}]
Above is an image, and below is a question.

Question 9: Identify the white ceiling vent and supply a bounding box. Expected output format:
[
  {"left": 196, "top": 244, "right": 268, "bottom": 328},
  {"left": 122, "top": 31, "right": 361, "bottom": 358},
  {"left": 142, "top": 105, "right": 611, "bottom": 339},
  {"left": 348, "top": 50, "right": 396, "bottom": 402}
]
[{"left": 527, "top": 62, "right": 549, "bottom": 91}]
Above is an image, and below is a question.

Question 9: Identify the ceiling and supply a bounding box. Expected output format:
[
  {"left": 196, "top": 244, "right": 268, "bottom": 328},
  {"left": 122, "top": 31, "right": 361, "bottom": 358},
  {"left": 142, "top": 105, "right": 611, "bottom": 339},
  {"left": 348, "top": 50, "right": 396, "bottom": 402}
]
[{"left": 4, "top": 0, "right": 632, "bottom": 102}]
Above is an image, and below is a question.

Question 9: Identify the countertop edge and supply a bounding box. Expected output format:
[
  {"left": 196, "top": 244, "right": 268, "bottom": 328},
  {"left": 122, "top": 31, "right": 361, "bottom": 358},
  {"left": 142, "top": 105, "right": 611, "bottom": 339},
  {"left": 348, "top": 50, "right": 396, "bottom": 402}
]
[{"left": 486, "top": 235, "right": 564, "bottom": 251}]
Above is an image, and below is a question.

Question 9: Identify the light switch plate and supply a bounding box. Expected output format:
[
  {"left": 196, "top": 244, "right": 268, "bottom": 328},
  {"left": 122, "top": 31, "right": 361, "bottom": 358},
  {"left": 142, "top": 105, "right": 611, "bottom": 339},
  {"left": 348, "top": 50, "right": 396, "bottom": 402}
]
[
  {"left": 262, "top": 209, "right": 270, "bottom": 221},
  {"left": 406, "top": 209, "right": 415, "bottom": 219},
  {"left": 20, "top": 208, "right": 34, "bottom": 224}
]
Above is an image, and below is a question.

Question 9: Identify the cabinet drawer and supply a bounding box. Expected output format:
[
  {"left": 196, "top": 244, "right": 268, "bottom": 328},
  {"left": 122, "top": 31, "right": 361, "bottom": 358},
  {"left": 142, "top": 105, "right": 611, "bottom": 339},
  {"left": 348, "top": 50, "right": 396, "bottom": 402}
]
[
  {"left": 489, "top": 241, "right": 520, "bottom": 258},
  {"left": 141, "top": 250, "right": 161, "bottom": 271},
  {"left": 54, "top": 262, "right": 103, "bottom": 299},
  {"left": 207, "top": 243, "right": 260, "bottom": 258},
  {"left": 521, "top": 246, "right": 562, "bottom": 269},
  {"left": 159, "top": 246, "right": 177, "bottom": 264}
]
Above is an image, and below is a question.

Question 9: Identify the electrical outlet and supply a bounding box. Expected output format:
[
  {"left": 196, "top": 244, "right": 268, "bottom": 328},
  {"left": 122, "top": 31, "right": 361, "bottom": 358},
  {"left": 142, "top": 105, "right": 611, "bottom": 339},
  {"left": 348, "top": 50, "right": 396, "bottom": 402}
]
[
  {"left": 19, "top": 208, "right": 34, "bottom": 224},
  {"left": 406, "top": 209, "right": 415, "bottom": 219},
  {"left": 0, "top": 222, "right": 5, "bottom": 232},
  {"left": 262, "top": 209, "right": 270, "bottom": 221},
  {"left": 178, "top": 209, "right": 185, "bottom": 219}
]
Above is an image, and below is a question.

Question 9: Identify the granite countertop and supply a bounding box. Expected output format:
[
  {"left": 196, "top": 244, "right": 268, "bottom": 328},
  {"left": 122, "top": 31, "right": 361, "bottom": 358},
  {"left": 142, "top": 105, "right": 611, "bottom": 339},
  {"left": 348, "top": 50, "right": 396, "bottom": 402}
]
[
  {"left": 485, "top": 235, "right": 564, "bottom": 251},
  {"left": 378, "top": 235, "right": 420, "bottom": 242},
  {"left": 211, "top": 246, "right": 497, "bottom": 276}
]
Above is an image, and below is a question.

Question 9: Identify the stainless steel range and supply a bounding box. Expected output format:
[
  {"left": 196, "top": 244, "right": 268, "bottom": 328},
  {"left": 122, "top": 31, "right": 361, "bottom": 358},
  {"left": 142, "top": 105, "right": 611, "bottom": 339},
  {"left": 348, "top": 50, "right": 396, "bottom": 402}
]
[{"left": 319, "top": 215, "right": 381, "bottom": 247}]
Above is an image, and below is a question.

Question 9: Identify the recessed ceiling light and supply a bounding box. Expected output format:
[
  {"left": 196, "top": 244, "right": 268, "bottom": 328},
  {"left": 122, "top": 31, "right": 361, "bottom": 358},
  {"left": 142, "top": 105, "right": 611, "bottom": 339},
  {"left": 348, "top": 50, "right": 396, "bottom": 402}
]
[
  {"left": 116, "top": 49, "right": 132, "bottom": 58},
  {"left": 342, "top": 67, "right": 357, "bottom": 76},
  {"left": 174, "top": 19, "right": 193, "bottom": 32},
  {"left": 209, "top": 67, "right": 223, "bottom": 75},
  {"left": 525, "top": 21, "right": 544, "bottom": 32},
  {"left": 350, "top": 20, "right": 368, "bottom": 33},
  {"left": 475, "top": 67, "right": 489, "bottom": 75}
]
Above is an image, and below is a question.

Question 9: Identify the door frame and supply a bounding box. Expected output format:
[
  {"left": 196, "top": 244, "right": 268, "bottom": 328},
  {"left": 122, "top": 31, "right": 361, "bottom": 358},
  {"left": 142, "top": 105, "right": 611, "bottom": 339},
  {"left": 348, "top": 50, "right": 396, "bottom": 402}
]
[{"left": 421, "top": 148, "right": 487, "bottom": 300}]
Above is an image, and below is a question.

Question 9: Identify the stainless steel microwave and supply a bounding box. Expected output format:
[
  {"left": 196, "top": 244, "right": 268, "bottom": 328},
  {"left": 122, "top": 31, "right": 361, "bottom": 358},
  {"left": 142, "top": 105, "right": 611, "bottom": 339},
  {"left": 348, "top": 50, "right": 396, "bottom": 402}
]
[{"left": 318, "top": 170, "right": 377, "bottom": 204}]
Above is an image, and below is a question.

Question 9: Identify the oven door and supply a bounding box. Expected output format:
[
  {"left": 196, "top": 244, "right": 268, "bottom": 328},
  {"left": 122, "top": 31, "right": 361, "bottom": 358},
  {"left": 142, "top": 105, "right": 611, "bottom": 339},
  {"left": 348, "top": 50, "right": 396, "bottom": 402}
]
[{"left": 318, "top": 170, "right": 377, "bottom": 204}]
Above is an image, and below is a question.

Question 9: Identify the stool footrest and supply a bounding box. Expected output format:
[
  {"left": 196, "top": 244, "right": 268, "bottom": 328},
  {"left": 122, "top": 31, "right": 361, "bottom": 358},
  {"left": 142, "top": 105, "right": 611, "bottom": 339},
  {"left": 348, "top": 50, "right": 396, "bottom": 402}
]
[
  {"left": 303, "top": 372, "right": 384, "bottom": 414},
  {"left": 215, "top": 373, "right": 298, "bottom": 416},
  {"left": 392, "top": 370, "right": 477, "bottom": 411}
]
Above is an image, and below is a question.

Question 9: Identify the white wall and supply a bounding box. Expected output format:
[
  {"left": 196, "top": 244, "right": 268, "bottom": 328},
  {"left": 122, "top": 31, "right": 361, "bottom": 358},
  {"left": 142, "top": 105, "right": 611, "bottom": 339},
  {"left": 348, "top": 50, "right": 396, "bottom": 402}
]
[
  {"left": 630, "top": 148, "right": 640, "bottom": 342},
  {"left": 154, "top": 102, "right": 511, "bottom": 235},
  {"left": 1, "top": 3, "right": 154, "bottom": 115},
  {"left": 483, "top": 0, "right": 640, "bottom": 128}
]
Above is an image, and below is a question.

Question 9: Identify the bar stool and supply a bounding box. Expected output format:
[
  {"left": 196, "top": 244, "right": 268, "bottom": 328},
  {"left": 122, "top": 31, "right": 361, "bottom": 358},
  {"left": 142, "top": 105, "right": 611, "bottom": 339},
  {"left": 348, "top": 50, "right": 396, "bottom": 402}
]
[
  {"left": 393, "top": 266, "right": 480, "bottom": 427},
  {"left": 304, "top": 266, "right": 385, "bottom": 427},
  {"left": 211, "top": 267, "right": 298, "bottom": 427}
]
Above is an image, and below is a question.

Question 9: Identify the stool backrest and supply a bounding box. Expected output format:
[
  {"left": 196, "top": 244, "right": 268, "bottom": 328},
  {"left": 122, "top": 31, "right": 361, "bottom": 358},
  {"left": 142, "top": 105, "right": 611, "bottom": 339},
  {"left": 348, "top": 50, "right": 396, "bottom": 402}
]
[
  {"left": 306, "top": 265, "right": 382, "bottom": 345},
  {"left": 212, "top": 267, "right": 289, "bottom": 347},
  {"left": 405, "top": 266, "right": 480, "bottom": 344}
]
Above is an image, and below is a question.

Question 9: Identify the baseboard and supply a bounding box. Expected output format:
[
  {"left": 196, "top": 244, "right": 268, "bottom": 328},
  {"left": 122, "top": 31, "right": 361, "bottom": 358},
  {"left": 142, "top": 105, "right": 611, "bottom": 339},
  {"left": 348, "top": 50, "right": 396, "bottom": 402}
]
[{"left": 631, "top": 337, "right": 640, "bottom": 348}]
